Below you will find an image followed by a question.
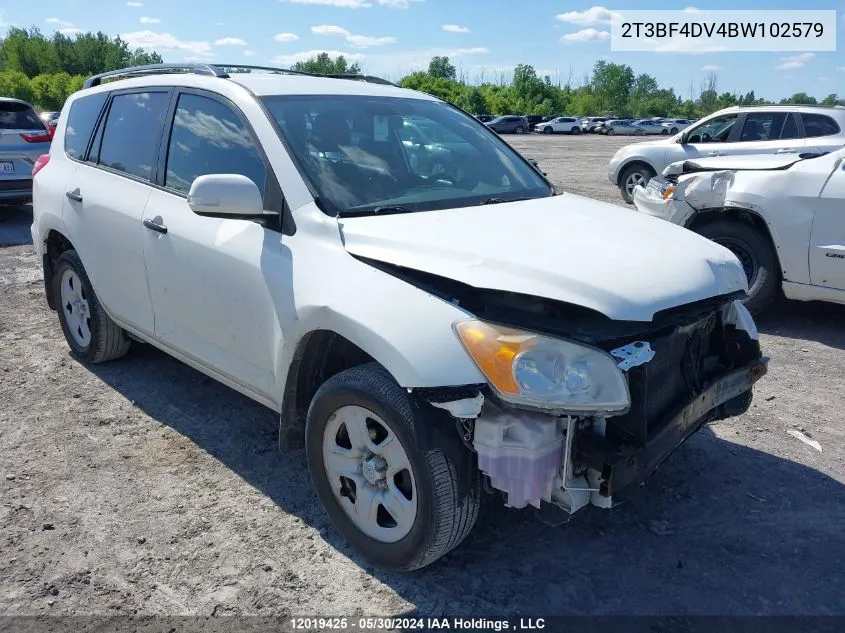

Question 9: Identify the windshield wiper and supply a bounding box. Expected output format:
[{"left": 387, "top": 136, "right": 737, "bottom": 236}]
[
  {"left": 479, "top": 196, "right": 536, "bottom": 206},
  {"left": 337, "top": 205, "right": 415, "bottom": 218}
]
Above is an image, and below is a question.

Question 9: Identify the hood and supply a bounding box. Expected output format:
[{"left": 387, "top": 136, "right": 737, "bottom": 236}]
[
  {"left": 338, "top": 195, "right": 747, "bottom": 322},
  {"left": 663, "top": 153, "right": 804, "bottom": 176}
]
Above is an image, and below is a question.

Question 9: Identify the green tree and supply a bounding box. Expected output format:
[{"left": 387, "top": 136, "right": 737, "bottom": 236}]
[
  {"left": 0, "top": 70, "right": 33, "bottom": 101},
  {"left": 291, "top": 52, "right": 361, "bottom": 75},
  {"left": 780, "top": 92, "right": 817, "bottom": 105},
  {"left": 427, "top": 56, "right": 456, "bottom": 81},
  {"left": 590, "top": 61, "right": 634, "bottom": 114},
  {"left": 821, "top": 93, "right": 839, "bottom": 106}
]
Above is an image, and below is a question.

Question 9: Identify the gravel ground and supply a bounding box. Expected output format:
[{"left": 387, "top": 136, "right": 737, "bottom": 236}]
[{"left": 1, "top": 134, "right": 844, "bottom": 619}]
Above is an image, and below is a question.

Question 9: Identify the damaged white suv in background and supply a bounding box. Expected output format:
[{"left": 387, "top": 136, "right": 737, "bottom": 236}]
[
  {"left": 633, "top": 147, "right": 845, "bottom": 314},
  {"left": 32, "top": 63, "right": 767, "bottom": 572}
]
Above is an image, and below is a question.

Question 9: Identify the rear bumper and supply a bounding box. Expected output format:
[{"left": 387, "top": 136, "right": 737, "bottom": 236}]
[
  {"left": 0, "top": 177, "right": 33, "bottom": 203},
  {"left": 575, "top": 357, "right": 769, "bottom": 497},
  {"left": 0, "top": 189, "right": 32, "bottom": 202}
]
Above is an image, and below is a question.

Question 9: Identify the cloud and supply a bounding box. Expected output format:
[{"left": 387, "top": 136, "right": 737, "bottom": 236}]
[
  {"left": 311, "top": 24, "right": 396, "bottom": 48},
  {"left": 701, "top": 64, "right": 720, "bottom": 71},
  {"left": 46, "top": 18, "right": 74, "bottom": 27},
  {"left": 214, "top": 37, "right": 247, "bottom": 46},
  {"left": 283, "top": 0, "right": 373, "bottom": 7},
  {"left": 555, "top": 6, "right": 619, "bottom": 26},
  {"left": 140, "top": 17, "right": 160, "bottom": 24},
  {"left": 442, "top": 24, "right": 469, "bottom": 33},
  {"left": 561, "top": 28, "right": 610, "bottom": 42},
  {"left": 121, "top": 30, "right": 212, "bottom": 57},
  {"left": 126, "top": 1, "right": 143, "bottom": 6},
  {"left": 274, "top": 32, "right": 300, "bottom": 42},
  {"left": 244, "top": 50, "right": 256, "bottom": 57},
  {"left": 378, "top": 0, "right": 423, "bottom": 7},
  {"left": 838, "top": 66, "right": 845, "bottom": 72},
  {"left": 775, "top": 52, "right": 814, "bottom": 70},
  {"left": 683, "top": 6, "right": 702, "bottom": 13},
  {"left": 451, "top": 47, "right": 488, "bottom": 55},
  {"left": 272, "top": 49, "right": 366, "bottom": 65},
  {"left": 59, "top": 28, "right": 83, "bottom": 35}
]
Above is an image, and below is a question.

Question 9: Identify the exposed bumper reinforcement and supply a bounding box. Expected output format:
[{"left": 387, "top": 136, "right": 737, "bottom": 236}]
[{"left": 576, "top": 358, "right": 769, "bottom": 497}]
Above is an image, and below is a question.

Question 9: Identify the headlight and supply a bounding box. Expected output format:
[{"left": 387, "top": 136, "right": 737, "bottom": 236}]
[{"left": 453, "top": 320, "right": 630, "bottom": 414}]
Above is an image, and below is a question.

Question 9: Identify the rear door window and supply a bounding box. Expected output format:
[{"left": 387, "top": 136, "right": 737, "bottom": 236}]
[
  {"left": 64, "top": 93, "right": 108, "bottom": 160},
  {"left": 0, "top": 101, "right": 45, "bottom": 130},
  {"left": 802, "top": 114, "right": 840, "bottom": 138},
  {"left": 97, "top": 91, "right": 170, "bottom": 181}
]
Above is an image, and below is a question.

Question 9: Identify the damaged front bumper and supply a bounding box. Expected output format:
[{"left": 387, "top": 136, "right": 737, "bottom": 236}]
[{"left": 575, "top": 357, "right": 768, "bottom": 497}]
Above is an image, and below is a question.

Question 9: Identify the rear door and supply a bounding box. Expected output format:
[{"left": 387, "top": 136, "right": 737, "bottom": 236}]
[
  {"left": 0, "top": 100, "right": 52, "bottom": 198},
  {"left": 730, "top": 111, "right": 807, "bottom": 157},
  {"left": 809, "top": 155, "right": 845, "bottom": 290},
  {"left": 800, "top": 113, "right": 843, "bottom": 155},
  {"left": 141, "top": 89, "right": 287, "bottom": 399},
  {"left": 63, "top": 89, "right": 171, "bottom": 335}
]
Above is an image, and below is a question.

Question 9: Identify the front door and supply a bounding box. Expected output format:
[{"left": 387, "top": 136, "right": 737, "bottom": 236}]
[
  {"left": 809, "top": 155, "right": 845, "bottom": 290},
  {"left": 141, "top": 90, "right": 289, "bottom": 400}
]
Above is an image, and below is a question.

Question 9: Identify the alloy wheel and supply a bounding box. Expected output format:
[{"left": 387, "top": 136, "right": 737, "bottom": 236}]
[{"left": 60, "top": 269, "right": 92, "bottom": 347}]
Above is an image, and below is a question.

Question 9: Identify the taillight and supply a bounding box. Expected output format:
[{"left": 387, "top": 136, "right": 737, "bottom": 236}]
[
  {"left": 20, "top": 132, "right": 53, "bottom": 143},
  {"left": 32, "top": 154, "right": 51, "bottom": 177}
]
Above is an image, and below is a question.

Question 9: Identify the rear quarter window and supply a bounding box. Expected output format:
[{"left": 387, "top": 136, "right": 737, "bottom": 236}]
[
  {"left": 64, "top": 93, "right": 109, "bottom": 160},
  {"left": 802, "top": 114, "right": 840, "bottom": 138},
  {"left": 0, "top": 101, "right": 45, "bottom": 131}
]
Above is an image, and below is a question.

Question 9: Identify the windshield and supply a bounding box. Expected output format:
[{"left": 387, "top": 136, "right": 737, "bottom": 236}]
[{"left": 261, "top": 95, "right": 552, "bottom": 215}]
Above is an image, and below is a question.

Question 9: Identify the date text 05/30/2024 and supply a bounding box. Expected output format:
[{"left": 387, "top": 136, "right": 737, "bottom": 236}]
[{"left": 289, "top": 617, "right": 546, "bottom": 631}]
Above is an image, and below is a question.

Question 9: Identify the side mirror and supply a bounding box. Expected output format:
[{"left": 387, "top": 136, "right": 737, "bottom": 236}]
[{"left": 188, "top": 174, "right": 264, "bottom": 217}]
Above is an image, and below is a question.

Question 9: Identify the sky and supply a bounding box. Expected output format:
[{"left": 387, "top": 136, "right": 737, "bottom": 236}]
[{"left": 1, "top": 0, "right": 843, "bottom": 101}]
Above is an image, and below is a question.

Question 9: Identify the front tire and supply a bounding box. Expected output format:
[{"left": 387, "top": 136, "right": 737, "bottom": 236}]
[
  {"left": 619, "top": 163, "right": 656, "bottom": 204},
  {"left": 696, "top": 221, "right": 779, "bottom": 315},
  {"left": 606, "top": 128, "right": 614, "bottom": 135},
  {"left": 53, "top": 250, "right": 131, "bottom": 363},
  {"left": 543, "top": 126, "right": 552, "bottom": 134},
  {"left": 570, "top": 127, "right": 581, "bottom": 135},
  {"left": 306, "top": 364, "right": 481, "bottom": 571}
]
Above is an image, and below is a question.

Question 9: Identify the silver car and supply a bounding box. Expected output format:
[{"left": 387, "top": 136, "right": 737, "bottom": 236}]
[
  {"left": 0, "top": 98, "right": 53, "bottom": 204},
  {"left": 601, "top": 120, "right": 640, "bottom": 135}
]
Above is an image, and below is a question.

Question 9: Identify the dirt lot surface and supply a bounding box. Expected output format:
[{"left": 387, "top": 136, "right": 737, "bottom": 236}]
[{"left": 2, "top": 134, "right": 844, "bottom": 619}]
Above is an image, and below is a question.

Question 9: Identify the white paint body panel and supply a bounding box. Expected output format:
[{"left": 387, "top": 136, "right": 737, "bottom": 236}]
[
  {"left": 632, "top": 147, "right": 845, "bottom": 305},
  {"left": 339, "top": 194, "right": 747, "bottom": 322}
]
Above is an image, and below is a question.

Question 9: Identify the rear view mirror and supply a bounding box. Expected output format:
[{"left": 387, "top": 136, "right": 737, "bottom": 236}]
[{"left": 187, "top": 174, "right": 264, "bottom": 217}]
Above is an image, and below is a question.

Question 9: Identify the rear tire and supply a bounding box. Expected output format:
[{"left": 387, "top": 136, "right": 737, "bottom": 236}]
[
  {"left": 695, "top": 221, "right": 779, "bottom": 315},
  {"left": 306, "top": 363, "right": 481, "bottom": 571},
  {"left": 570, "top": 127, "right": 581, "bottom": 135},
  {"left": 53, "top": 250, "right": 131, "bottom": 363},
  {"left": 671, "top": 127, "right": 679, "bottom": 134},
  {"left": 515, "top": 126, "right": 525, "bottom": 134}
]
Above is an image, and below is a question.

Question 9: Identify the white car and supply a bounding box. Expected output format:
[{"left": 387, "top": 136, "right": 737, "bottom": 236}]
[
  {"left": 661, "top": 119, "right": 695, "bottom": 135},
  {"left": 535, "top": 116, "right": 582, "bottom": 135},
  {"left": 32, "top": 63, "right": 766, "bottom": 571},
  {"left": 632, "top": 148, "right": 845, "bottom": 314},
  {"left": 608, "top": 104, "right": 845, "bottom": 203}
]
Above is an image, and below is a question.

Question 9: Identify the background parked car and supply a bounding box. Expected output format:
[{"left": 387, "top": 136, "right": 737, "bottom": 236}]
[
  {"left": 600, "top": 120, "right": 641, "bottom": 135},
  {"left": 632, "top": 120, "right": 669, "bottom": 135},
  {"left": 475, "top": 114, "right": 496, "bottom": 123},
  {"left": 0, "top": 98, "right": 53, "bottom": 204},
  {"left": 486, "top": 115, "right": 529, "bottom": 134},
  {"left": 661, "top": 118, "right": 694, "bottom": 134},
  {"left": 524, "top": 115, "right": 545, "bottom": 129},
  {"left": 535, "top": 116, "right": 582, "bottom": 135},
  {"left": 580, "top": 117, "right": 607, "bottom": 133},
  {"left": 608, "top": 104, "right": 845, "bottom": 203}
]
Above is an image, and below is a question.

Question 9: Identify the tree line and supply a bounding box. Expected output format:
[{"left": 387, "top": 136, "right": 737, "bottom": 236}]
[
  {"left": 1, "top": 28, "right": 840, "bottom": 117},
  {"left": 0, "top": 27, "right": 161, "bottom": 110}
]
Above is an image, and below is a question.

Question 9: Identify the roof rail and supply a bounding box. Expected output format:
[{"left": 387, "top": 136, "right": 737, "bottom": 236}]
[
  {"left": 83, "top": 62, "right": 397, "bottom": 89},
  {"left": 83, "top": 63, "right": 229, "bottom": 88}
]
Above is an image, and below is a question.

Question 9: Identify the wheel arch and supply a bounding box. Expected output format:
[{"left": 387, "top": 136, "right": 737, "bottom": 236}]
[
  {"left": 686, "top": 207, "right": 784, "bottom": 280},
  {"left": 616, "top": 159, "right": 656, "bottom": 186},
  {"left": 42, "top": 229, "right": 78, "bottom": 311}
]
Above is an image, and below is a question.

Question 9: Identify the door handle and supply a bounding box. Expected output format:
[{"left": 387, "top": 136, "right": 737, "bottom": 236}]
[
  {"left": 776, "top": 149, "right": 797, "bottom": 154},
  {"left": 143, "top": 218, "right": 168, "bottom": 234},
  {"left": 65, "top": 191, "right": 82, "bottom": 203}
]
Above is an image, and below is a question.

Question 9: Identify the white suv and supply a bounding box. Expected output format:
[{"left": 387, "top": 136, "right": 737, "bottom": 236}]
[
  {"left": 32, "top": 63, "right": 766, "bottom": 571},
  {"left": 608, "top": 105, "right": 845, "bottom": 203}
]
